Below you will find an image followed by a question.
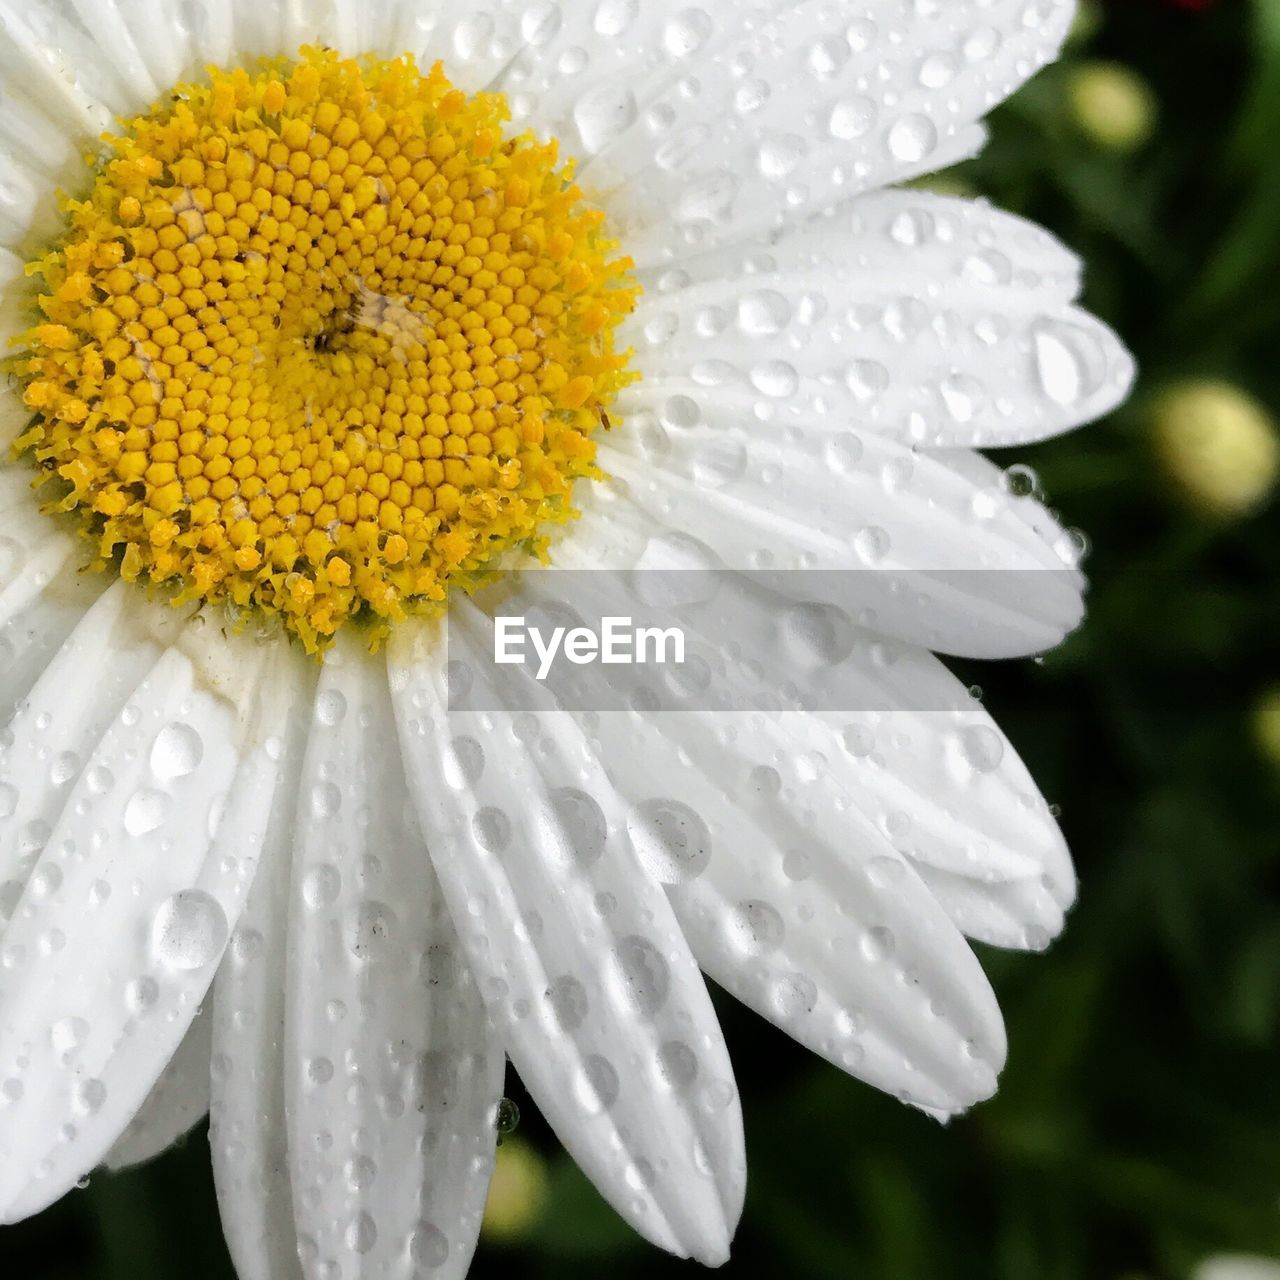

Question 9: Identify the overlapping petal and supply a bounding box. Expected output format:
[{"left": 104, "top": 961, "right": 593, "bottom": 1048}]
[
  {"left": 284, "top": 635, "right": 504, "bottom": 1280},
  {"left": 0, "top": 606, "right": 296, "bottom": 1220},
  {"left": 390, "top": 607, "right": 747, "bottom": 1266}
]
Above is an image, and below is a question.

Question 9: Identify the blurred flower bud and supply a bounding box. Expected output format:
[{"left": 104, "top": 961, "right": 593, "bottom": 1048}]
[
  {"left": 482, "top": 1139, "right": 548, "bottom": 1241},
  {"left": 1194, "top": 1256, "right": 1280, "bottom": 1280},
  {"left": 1153, "top": 380, "right": 1279, "bottom": 517},
  {"left": 1251, "top": 689, "right": 1280, "bottom": 770},
  {"left": 1068, "top": 61, "right": 1157, "bottom": 151}
]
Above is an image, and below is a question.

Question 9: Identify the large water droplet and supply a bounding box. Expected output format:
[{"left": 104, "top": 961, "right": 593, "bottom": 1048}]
[
  {"left": 626, "top": 799, "right": 711, "bottom": 884},
  {"left": 315, "top": 688, "right": 347, "bottom": 726},
  {"left": 593, "top": 0, "right": 638, "bottom": 37},
  {"left": 854, "top": 526, "right": 891, "bottom": 565},
  {"left": 829, "top": 96, "right": 877, "bottom": 140},
  {"left": 573, "top": 83, "right": 638, "bottom": 154},
  {"left": 663, "top": 9, "right": 712, "bottom": 58},
  {"left": 960, "top": 725, "right": 1005, "bottom": 774},
  {"left": 1033, "top": 319, "right": 1107, "bottom": 406},
  {"left": 151, "top": 890, "right": 228, "bottom": 970},
  {"left": 124, "top": 788, "right": 171, "bottom": 836},
  {"left": 150, "top": 722, "right": 203, "bottom": 780},
  {"left": 613, "top": 935, "right": 670, "bottom": 1017},
  {"left": 50, "top": 1015, "right": 89, "bottom": 1060},
  {"left": 749, "top": 360, "right": 799, "bottom": 398},
  {"left": 886, "top": 113, "right": 938, "bottom": 163},
  {"left": 726, "top": 900, "right": 784, "bottom": 955},
  {"left": 737, "top": 289, "right": 791, "bottom": 336}
]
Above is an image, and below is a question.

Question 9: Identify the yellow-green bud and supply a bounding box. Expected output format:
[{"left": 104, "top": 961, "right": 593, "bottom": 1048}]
[
  {"left": 1153, "top": 380, "right": 1280, "bottom": 517},
  {"left": 1068, "top": 61, "right": 1157, "bottom": 152},
  {"left": 481, "top": 1139, "right": 549, "bottom": 1241},
  {"left": 1252, "top": 689, "right": 1280, "bottom": 770}
]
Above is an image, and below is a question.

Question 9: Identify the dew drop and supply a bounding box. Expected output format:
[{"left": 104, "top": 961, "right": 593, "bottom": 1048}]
[
  {"left": 573, "top": 83, "right": 638, "bottom": 154},
  {"left": 726, "top": 900, "right": 785, "bottom": 955},
  {"left": 854, "top": 526, "right": 890, "bottom": 565},
  {"left": 409, "top": 1223, "right": 449, "bottom": 1267},
  {"left": 302, "top": 863, "right": 342, "bottom": 908},
  {"left": 663, "top": 9, "right": 712, "bottom": 59},
  {"left": 151, "top": 890, "right": 228, "bottom": 970},
  {"left": 960, "top": 725, "right": 1005, "bottom": 774},
  {"left": 593, "top": 0, "right": 638, "bottom": 37},
  {"left": 829, "top": 96, "right": 877, "bottom": 140},
  {"left": 860, "top": 926, "right": 896, "bottom": 962},
  {"left": 626, "top": 799, "right": 712, "bottom": 884},
  {"left": 311, "top": 781, "right": 341, "bottom": 818},
  {"left": 737, "top": 289, "right": 791, "bottom": 336},
  {"left": 50, "top": 1016, "right": 89, "bottom": 1059},
  {"left": 1033, "top": 319, "right": 1107, "bottom": 406},
  {"left": 345, "top": 1212, "right": 377, "bottom": 1255},
  {"left": 749, "top": 360, "right": 798, "bottom": 399},
  {"left": 886, "top": 113, "right": 937, "bottom": 163},
  {"left": 150, "top": 722, "right": 203, "bottom": 779},
  {"left": 315, "top": 688, "right": 347, "bottom": 726},
  {"left": 124, "top": 787, "right": 171, "bottom": 836}
]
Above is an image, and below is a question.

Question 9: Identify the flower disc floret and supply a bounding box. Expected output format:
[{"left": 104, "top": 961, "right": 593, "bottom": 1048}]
[{"left": 14, "top": 47, "right": 637, "bottom": 650}]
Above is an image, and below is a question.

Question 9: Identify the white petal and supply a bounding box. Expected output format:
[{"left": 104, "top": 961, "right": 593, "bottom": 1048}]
[
  {"left": 575, "top": 699, "right": 1006, "bottom": 1114},
  {"left": 0, "top": 621, "right": 296, "bottom": 1222},
  {"left": 389, "top": 608, "right": 746, "bottom": 1266},
  {"left": 209, "top": 686, "right": 310, "bottom": 1280},
  {"left": 0, "top": 0, "right": 120, "bottom": 135},
  {"left": 1, "top": 250, "right": 33, "bottom": 361},
  {"left": 284, "top": 635, "right": 503, "bottom": 1280},
  {"left": 388, "top": 1, "right": 532, "bottom": 95},
  {"left": 65, "top": 0, "right": 163, "bottom": 103},
  {"left": 512, "top": 559, "right": 1073, "bottom": 946},
  {"left": 634, "top": 191, "right": 1086, "bottom": 305},
  {"left": 0, "top": 471, "right": 79, "bottom": 633},
  {"left": 910, "top": 865, "right": 1067, "bottom": 952},
  {"left": 497, "top": 0, "right": 1076, "bottom": 262},
  {"left": 104, "top": 1005, "right": 212, "bottom": 1171},
  {"left": 187, "top": 0, "right": 234, "bottom": 67},
  {"left": 621, "top": 203, "right": 1135, "bottom": 450},
  {"left": 1, "top": 583, "right": 168, "bottom": 924},
  {"left": 593, "top": 426, "right": 1086, "bottom": 659},
  {"left": 0, "top": 565, "right": 97, "bottom": 723}
]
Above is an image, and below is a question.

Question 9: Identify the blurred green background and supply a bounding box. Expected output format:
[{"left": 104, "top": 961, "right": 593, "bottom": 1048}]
[{"left": 7, "top": 0, "right": 1280, "bottom": 1276}]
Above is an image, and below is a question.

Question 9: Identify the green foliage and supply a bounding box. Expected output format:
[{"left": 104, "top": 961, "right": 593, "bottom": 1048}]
[{"left": 5, "top": 3, "right": 1278, "bottom": 1277}]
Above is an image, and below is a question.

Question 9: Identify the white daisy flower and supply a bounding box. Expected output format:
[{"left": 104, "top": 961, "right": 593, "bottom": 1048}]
[{"left": 0, "top": 0, "right": 1134, "bottom": 1275}]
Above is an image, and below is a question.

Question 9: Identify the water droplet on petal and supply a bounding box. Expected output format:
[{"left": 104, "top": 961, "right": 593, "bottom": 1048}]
[
  {"left": 151, "top": 890, "right": 228, "bottom": 970},
  {"left": 124, "top": 788, "right": 171, "bottom": 836},
  {"left": 960, "top": 725, "right": 1005, "bottom": 773},
  {"left": 626, "top": 799, "right": 711, "bottom": 884},
  {"left": 886, "top": 113, "right": 937, "bottom": 163},
  {"left": 150, "top": 722, "right": 203, "bottom": 780}
]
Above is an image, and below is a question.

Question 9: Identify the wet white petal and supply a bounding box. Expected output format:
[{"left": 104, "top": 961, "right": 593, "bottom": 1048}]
[
  {"left": 284, "top": 634, "right": 503, "bottom": 1280},
  {"left": 389, "top": 608, "right": 746, "bottom": 1267},
  {"left": 495, "top": 0, "right": 1076, "bottom": 262},
  {"left": 105, "top": 1005, "right": 213, "bottom": 1170},
  {"left": 577, "top": 705, "right": 1008, "bottom": 1113},
  {"left": 0, "top": 645, "right": 248, "bottom": 1219},
  {"left": 209, "top": 698, "right": 309, "bottom": 1280},
  {"left": 622, "top": 202, "right": 1134, "bottom": 450},
  {"left": 0, "top": 471, "right": 79, "bottom": 633}
]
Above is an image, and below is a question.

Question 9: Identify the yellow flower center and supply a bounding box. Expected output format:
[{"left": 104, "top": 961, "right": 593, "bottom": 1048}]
[{"left": 14, "top": 47, "right": 637, "bottom": 651}]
